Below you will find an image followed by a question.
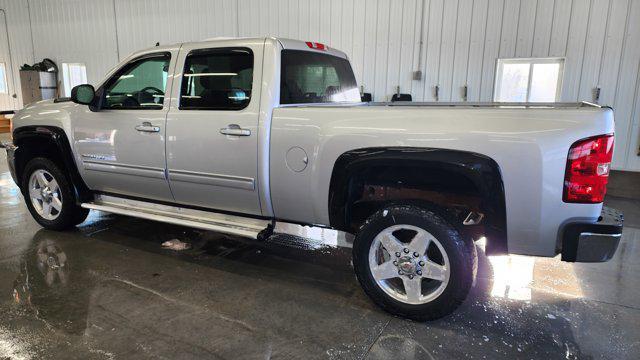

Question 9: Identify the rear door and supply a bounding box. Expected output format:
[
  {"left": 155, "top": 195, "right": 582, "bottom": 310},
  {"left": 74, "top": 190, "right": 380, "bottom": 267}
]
[{"left": 165, "top": 40, "right": 264, "bottom": 215}]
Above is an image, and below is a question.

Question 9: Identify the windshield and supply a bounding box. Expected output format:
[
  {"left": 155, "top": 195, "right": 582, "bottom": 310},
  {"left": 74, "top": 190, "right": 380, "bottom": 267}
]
[{"left": 280, "top": 50, "right": 360, "bottom": 104}]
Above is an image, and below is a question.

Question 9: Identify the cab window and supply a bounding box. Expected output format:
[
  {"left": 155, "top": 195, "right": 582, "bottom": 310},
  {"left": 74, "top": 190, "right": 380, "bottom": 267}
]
[
  {"left": 280, "top": 50, "right": 360, "bottom": 104},
  {"left": 103, "top": 53, "right": 170, "bottom": 110},
  {"left": 179, "top": 48, "right": 253, "bottom": 110}
]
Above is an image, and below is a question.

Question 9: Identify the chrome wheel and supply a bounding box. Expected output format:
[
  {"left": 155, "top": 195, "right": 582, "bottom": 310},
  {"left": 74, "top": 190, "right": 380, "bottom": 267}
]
[
  {"left": 28, "top": 169, "right": 63, "bottom": 221},
  {"left": 368, "top": 224, "right": 450, "bottom": 305}
]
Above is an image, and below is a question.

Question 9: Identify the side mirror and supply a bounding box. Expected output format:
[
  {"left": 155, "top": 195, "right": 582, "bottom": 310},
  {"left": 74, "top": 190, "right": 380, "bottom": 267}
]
[{"left": 70, "top": 84, "right": 96, "bottom": 105}]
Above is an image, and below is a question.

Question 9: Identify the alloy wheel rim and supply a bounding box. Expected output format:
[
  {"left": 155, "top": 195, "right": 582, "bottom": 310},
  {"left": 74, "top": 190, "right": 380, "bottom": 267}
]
[
  {"left": 28, "top": 169, "right": 63, "bottom": 220},
  {"left": 368, "top": 224, "right": 450, "bottom": 305}
]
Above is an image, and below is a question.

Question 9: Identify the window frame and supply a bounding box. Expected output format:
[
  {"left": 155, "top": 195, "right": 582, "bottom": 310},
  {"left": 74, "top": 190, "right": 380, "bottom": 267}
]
[
  {"left": 99, "top": 52, "right": 171, "bottom": 111},
  {"left": 493, "top": 57, "right": 565, "bottom": 103},
  {"left": 61, "top": 62, "right": 87, "bottom": 97},
  {"left": 178, "top": 47, "right": 254, "bottom": 111}
]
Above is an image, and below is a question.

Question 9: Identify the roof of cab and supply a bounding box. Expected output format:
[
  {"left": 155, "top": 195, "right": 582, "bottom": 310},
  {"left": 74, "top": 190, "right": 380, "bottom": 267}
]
[{"left": 131, "top": 37, "right": 349, "bottom": 60}]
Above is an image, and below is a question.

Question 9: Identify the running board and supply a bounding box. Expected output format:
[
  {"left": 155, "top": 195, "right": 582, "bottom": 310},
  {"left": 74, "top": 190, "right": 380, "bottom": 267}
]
[
  {"left": 81, "top": 195, "right": 354, "bottom": 247},
  {"left": 82, "top": 195, "right": 271, "bottom": 239}
]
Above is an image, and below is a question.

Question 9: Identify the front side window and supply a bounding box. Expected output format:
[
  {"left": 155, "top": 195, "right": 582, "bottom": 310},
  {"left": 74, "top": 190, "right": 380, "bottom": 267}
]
[
  {"left": 180, "top": 48, "right": 253, "bottom": 110},
  {"left": 103, "top": 53, "right": 170, "bottom": 110},
  {"left": 280, "top": 50, "right": 360, "bottom": 104}
]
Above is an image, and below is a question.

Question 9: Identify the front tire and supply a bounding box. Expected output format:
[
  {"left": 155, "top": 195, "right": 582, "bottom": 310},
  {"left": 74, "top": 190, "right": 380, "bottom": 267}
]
[
  {"left": 22, "top": 158, "right": 89, "bottom": 230},
  {"left": 353, "top": 205, "right": 476, "bottom": 321}
]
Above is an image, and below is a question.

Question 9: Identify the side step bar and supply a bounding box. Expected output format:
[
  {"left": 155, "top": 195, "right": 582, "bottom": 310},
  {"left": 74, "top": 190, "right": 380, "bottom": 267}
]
[
  {"left": 82, "top": 195, "right": 270, "bottom": 239},
  {"left": 81, "top": 195, "right": 354, "bottom": 247}
]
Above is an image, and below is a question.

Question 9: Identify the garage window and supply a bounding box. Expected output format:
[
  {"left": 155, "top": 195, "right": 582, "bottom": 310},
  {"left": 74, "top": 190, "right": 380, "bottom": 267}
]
[
  {"left": 62, "top": 63, "right": 87, "bottom": 97},
  {"left": 0, "top": 62, "right": 7, "bottom": 94},
  {"left": 494, "top": 58, "right": 564, "bottom": 102}
]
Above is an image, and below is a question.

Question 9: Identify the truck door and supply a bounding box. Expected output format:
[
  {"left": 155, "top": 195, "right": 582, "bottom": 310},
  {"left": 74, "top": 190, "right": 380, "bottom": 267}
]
[
  {"left": 73, "top": 49, "right": 178, "bottom": 202},
  {"left": 165, "top": 41, "right": 263, "bottom": 215}
]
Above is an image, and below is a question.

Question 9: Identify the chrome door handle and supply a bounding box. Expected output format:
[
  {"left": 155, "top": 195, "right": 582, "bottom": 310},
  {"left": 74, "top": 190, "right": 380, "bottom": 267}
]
[
  {"left": 135, "top": 121, "right": 160, "bottom": 133},
  {"left": 220, "top": 124, "right": 251, "bottom": 136}
]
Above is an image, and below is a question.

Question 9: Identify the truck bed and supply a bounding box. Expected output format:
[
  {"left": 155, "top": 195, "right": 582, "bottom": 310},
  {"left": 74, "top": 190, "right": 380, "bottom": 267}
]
[
  {"left": 368, "top": 101, "right": 605, "bottom": 109},
  {"left": 279, "top": 101, "right": 605, "bottom": 109},
  {"left": 270, "top": 100, "right": 614, "bottom": 257}
]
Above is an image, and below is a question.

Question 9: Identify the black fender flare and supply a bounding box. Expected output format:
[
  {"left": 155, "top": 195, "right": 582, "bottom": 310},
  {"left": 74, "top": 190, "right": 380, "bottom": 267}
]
[
  {"left": 328, "top": 147, "right": 508, "bottom": 255},
  {"left": 12, "top": 125, "right": 92, "bottom": 203}
]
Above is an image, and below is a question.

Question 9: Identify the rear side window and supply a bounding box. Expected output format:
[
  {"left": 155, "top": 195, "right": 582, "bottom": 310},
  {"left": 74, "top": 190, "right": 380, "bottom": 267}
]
[
  {"left": 180, "top": 48, "right": 253, "bottom": 110},
  {"left": 280, "top": 50, "right": 360, "bottom": 104}
]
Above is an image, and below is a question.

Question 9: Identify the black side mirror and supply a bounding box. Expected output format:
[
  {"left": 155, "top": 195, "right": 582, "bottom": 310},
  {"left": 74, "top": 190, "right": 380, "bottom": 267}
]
[{"left": 70, "top": 84, "right": 96, "bottom": 105}]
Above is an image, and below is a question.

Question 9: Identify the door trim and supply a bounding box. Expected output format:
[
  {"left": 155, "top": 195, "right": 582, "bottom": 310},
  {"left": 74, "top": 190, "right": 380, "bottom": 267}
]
[
  {"left": 82, "top": 159, "right": 166, "bottom": 179},
  {"left": 168, "top": 169, "right": 255, "bottom": 190}
]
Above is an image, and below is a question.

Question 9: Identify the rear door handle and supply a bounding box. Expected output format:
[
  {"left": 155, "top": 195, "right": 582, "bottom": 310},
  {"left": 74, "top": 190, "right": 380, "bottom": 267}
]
[
  {"left": 135, "top": 121, "right": 160, "bottom": 133},
  {"left": 220, "top": 124, "right": 251, "bottom": 136}
]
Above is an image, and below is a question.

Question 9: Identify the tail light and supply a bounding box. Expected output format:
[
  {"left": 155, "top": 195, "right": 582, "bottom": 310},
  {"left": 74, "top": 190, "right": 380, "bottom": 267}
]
[{"left": 563, "top": 134, "right": 614, "bottom": 203}]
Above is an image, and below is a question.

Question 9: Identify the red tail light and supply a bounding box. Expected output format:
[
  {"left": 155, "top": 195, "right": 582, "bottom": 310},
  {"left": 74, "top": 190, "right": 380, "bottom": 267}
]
[
  {"left": 305, "top": 42, "right": 326, "bottom": 51},
  {"left": 563, "top": 134, "right": 614, "bottom": 203}
]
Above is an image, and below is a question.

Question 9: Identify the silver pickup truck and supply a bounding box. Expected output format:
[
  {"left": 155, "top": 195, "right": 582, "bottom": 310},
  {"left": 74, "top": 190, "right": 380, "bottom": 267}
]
[{"left": 3, "top": 37, "right": 624, "bottom": 321}]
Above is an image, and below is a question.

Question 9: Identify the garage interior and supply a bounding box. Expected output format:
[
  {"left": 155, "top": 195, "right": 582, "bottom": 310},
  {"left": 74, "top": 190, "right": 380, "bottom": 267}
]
[{"left": 1, "top": 0, "right": 640, "bottom": 359}]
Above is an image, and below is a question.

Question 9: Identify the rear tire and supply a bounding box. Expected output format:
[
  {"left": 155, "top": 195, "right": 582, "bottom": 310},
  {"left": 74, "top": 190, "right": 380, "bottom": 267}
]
[
  {"left": 22, "top": 157, "right": 89, "bottom": 230},
  {"left": 353, "top": 205, "right": 476, "bottom": 321}
]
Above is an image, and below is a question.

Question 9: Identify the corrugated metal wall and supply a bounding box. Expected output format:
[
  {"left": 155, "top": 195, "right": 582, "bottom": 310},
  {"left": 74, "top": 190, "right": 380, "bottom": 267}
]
[
  {"left": 0, "top": 0, "right": 34, "bottom": 110},
  {"left": 0, "top": 0, "right": 639, "bottom": 170}
]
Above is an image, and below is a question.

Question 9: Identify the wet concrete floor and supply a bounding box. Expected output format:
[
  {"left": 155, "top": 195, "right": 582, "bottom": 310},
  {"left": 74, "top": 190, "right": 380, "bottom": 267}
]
[{"left": 0, "top": 135, "right": 639, "bottom": 359}]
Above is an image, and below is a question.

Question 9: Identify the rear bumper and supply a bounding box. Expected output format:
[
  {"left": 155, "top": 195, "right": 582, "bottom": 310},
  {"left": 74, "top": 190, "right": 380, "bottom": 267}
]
[{"left": 561, "top": 206, "right": 624, "bottom": 262}]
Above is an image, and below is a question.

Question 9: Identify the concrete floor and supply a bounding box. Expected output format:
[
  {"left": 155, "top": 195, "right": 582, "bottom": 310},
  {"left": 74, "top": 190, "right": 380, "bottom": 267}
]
[{"left": 1, "top": 134, "right": 639, "bottom": 359}]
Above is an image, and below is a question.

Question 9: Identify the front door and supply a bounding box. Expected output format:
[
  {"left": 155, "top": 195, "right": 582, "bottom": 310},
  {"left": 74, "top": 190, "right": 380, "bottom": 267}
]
[
  {"left": 165, "top": 41, "right": 263, "bottom": 215},
  {"left": 73, "top": 49, "right": 178, "bottom": 202}
]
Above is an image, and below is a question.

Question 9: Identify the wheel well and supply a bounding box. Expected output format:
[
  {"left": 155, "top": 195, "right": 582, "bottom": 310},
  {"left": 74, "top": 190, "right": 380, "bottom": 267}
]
[
  {"left": 329, "top": 147, "right": 508, "bottom": 255},
  {"left": 13, "top": 126, "right": 92, "bottom": 203},
  {"left": 15, "top": 137, "right": 64, "bottom": 183},
  {"left": 349, "top": 165, "right": 481, "bottom": 230}
]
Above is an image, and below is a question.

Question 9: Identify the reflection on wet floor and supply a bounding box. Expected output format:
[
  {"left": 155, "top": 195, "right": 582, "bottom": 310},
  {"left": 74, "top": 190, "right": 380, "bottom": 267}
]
[
  {"left": 487, "top": 254, "right": 537, "bottom": 301},
  {"left": 0, "top": 135, "right": 639, "bottom": 359},
  {"left": 7, "top": 224, "right": 638, "bottom": 359}
]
